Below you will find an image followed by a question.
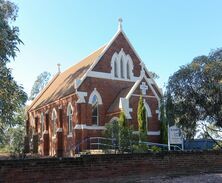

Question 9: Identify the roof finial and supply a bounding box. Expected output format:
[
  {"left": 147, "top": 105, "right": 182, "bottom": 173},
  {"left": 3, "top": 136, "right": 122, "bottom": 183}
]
[
  {"left": 57, "top": 63, "right": 61, "bottom": 73},
  {"left": 118, "top": 17, "right": 123, "bottom": 31}
]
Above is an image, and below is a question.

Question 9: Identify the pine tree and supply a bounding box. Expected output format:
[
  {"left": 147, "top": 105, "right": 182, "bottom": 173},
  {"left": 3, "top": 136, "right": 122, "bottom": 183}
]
[
  {"left": 118, "top": 111, "right": 127, "bottom": 128},
  {"left": 160, "top": 98, "right": 168, "bottom": 144},
  {"left": 137, "top": 96, "right": 147, "bottom": 142}
]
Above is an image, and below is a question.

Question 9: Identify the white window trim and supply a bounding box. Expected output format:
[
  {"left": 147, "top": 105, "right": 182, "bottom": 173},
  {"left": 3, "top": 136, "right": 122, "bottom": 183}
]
[
  {"left": 67, "top": 102, "right": 73, "bottom": 135},
  {"left": 51, "top": 108, "right": 57, "bottom": 138},
  {"left": 87, "top": 70, "right": 139, "bottom": 82},
  {"left": 88, "top": 88, "right": 103, "bottom": 105},
  {"left": 67, "top": 102, "right": 73, "bottom": 115},
  {"left": 111, "top": 52, "right": 119, "bottom": 77},
  {"left": 111, "top": 49, "right": 134, "bottom": 80},
  {"left": 143, "top": 100, "right": 152, "bottom": 117},
  {"left": 40, "top": 112, "right": 44, "bottom": 137},
  {"left": 89, "top": 90, "right": 101, "bottom": 126},
  {"left": 74, "top": 124, "right": 106, "bottom": 130},
  {"left": 143, "top": 100, "right": 152, "bottom": 132}
]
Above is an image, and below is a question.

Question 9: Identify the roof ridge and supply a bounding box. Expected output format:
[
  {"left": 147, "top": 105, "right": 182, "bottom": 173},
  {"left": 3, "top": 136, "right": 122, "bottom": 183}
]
[
  {"left": 27, "top": 72, "right": 60, "bottom": 111},
  {"left": 62, "top": 45, "right": 106, "bottom": 75},
  {"left": 28, "top": 45, "right": 106, "bottom": 111}
]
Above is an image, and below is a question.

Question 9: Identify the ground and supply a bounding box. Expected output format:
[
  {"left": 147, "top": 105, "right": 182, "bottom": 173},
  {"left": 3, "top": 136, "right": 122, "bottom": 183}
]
[
  {"left": 73, "top": 173, "right": 222, "bottom": 183},
  {"left": 0, "top": 152, "right": 10, "bottom": 159}
]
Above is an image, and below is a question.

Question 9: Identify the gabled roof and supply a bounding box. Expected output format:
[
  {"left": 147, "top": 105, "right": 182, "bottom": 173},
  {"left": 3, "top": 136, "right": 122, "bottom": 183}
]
[
  {"left": 107, "top": 86, "right": 132, "bottom": 114},
  {"left": 28, "top": 23, "right": 162, "bottom": 112},
  {"left": 28, "top": 45, "right": 106, "bottom": 111}
]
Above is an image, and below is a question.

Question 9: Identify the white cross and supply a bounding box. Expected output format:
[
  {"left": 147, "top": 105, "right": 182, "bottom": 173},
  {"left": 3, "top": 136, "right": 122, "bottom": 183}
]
[
  {"left": 57, "top": 63, "right": 61, "bottom": 73},
  {"left": 140, "top": 82, "right": 148, "bottom": 95},
  {"left": 118, "top": 18, "right": 123, "bottom": 30}
]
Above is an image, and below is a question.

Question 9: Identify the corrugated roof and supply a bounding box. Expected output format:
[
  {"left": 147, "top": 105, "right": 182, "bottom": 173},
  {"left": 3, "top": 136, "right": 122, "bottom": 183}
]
[{"left": 28, "top": 45, "right": 106, "bottom": 111}]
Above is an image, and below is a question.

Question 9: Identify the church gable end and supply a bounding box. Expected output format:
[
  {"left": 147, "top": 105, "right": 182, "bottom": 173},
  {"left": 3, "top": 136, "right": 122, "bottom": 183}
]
[{"left": 92, "top": 32, "right": 141, "bottom": 78}]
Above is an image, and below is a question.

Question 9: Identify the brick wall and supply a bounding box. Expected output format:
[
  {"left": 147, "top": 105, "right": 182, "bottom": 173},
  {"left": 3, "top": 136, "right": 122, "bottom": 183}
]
[
  {"left": 93, "top": 32, "right": 141, "bottom": 77},
  {"left": 1, "top": 151, "right": 222, "bottom": 182}
]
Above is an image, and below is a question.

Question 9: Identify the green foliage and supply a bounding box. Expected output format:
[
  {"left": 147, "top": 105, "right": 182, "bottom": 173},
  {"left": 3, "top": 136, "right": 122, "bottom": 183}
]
[
  {"left": 0, "top": 64, "right": 27, "bottom": 143},
  {"left": 137, "top": 96, "right": 147, "bottom": 141},
  {"left": 213, "top": 141, "right": 222, "bottom": 150},
  {"left": 119, "top": 125, "right": 132, "bottom": 153},
  {"left": 9, "top": 125, "right": 25, "bottom": 156},
  {"left": 0, "top": 0, "right": 22, "bottom": 64},
  {"left": 104, "top": 112, "right": 133, "bottom": 153},
  {"left": 0, "top": 0, "right": 27, "bottom": 144},
  {"left": 104, "top": 120, "right": 119, "bottom": 150},
  {"left": 150, "top": 146, "right": 162, "bottom": 153},
  {"left": 160, "top": 99, "right": 168, "bottom": 144},
  {"left": 118, "top": 112, "right": 133, "bottom": 153},
  {"left": 2, "top": 107, "right": 26, "bottom": 156},
  {"left": 132, "top": 143, "right": 148, "bottom": 153},
  {"left": 118, "top": 111, "right": 127, "bottom": 128},
  {"left": 29, "top": 71, "right": 51, "bottom": 100},
  {"left": 166, "top": 48, "right": 222, "bottom": 139},
  {"left": 165, "top": 92, "right": 175, "bottom": 126}
]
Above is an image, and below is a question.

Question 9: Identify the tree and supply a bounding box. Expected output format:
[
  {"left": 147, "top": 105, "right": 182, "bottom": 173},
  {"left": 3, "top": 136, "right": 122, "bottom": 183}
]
[
  {"left": 118, "top": 112, "right": 132, "bottom": 153},
  {"left": 0, "top": 1, "right": 27, "bottom": 144},
  {"left": 137, "top": 96, "right": 147, "bottom": 141},
  {"left": 0, "top": 64, "right": 27, "bottom": 143},
  {"left": 29, "top": 71, "right": 51, "bottom": 100},
  {"left": 104, "top": 112, "right": 132, "bottom": 153},
  {"left": 160, "top": 98, "right": 168, "bottom": 144},
  {"left": 166, "top": 48, "right": 222, "bottom": 139},
  {"left": 104, "top": 120, "right": 119, "bottom": 152},
  {"left": 0, "top": 0, "right": 22, "bottom": 64},
  {"left": 3, "top": 107, "right": 26, "bottom": 156},
  {"left": 118, "top": 111, "right": 127, "bottom": 128}
]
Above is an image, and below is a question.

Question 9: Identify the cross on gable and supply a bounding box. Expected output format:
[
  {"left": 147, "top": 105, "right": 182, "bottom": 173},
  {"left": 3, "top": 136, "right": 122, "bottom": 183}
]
[{"left": 140, "top": 82, "right": 148, "bottom": 95}]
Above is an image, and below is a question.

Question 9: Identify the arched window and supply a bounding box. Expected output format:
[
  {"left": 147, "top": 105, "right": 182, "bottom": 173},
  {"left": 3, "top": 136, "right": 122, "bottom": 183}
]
[
  {"left": 120, "top": 56, "right": 124, "bottom": 78},
  {"left": 89, "top": 88, "right": 102, "bottom": 126},
  {"left": 40, "top": 113, "right": 44, "bottom": 135},
  {"left": 67, "top": 103, "right": 73, "bottom": 134},
  {"left": 92, "top": 95, "right": 99, "bottom": 125},
  {"left": 127, "top": 61, "right": 130, "bottom": 79},
  {"left": 143, "top": 100, "right": 152, "bottom": 131},
  {"left": 114, "top": 59, "right": 118, "bottom": 77},
  {"left": 52, "top": 109, "right": 57, "bottom": 137},
  {"left": 111, "top": 49, "right": 134, "bottom": 80}
]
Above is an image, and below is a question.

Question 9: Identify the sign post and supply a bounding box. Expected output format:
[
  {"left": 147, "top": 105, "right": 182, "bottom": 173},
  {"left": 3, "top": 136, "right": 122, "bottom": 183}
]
[{"left": 168, "top": 125, "right": 183, "bottom": 150}]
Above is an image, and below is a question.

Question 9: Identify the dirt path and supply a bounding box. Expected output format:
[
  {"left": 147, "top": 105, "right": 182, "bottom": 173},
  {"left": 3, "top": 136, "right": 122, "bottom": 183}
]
[{"left": 0, "top": 152, "right": 10, "bottom": 160}]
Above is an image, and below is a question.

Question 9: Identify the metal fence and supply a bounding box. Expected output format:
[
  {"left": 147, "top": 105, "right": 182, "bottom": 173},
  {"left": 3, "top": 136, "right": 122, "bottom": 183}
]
[{"left": 73, "top": 137, "right": 183, "bottom": 154}]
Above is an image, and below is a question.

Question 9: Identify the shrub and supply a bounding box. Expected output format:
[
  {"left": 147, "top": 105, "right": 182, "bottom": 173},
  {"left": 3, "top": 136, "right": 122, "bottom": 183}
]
[
  {"left": 132, "top": 144, "right": 149, "bottom": 153},
  {"left": 149, "top": 145, "right": 162, "bottom": 153}
]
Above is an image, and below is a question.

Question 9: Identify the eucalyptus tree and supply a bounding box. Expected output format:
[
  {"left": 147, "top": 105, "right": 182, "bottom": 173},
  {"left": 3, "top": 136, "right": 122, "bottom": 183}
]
[
  {"left": 166, "top": 48, "right": 222, "bottom": 139},
  {"left": 0, "top": 0, "right": 27, "bottom": 143}
]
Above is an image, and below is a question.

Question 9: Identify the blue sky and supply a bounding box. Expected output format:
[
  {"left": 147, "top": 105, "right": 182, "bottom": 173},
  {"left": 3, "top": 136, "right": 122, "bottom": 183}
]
[{"left": 9, "top": 0, "right": 222, "bottom": 95}]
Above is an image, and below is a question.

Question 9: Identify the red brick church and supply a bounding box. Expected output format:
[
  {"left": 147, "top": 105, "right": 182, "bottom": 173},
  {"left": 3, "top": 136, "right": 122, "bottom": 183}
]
[{"left": 27, "top": 19, "right": 162, "bottom": 157}]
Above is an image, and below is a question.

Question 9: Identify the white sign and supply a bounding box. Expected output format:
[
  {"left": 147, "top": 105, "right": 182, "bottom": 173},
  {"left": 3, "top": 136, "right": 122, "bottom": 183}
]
[{"left": 169, "top": 125, "right": 183, "bottom": 144}]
